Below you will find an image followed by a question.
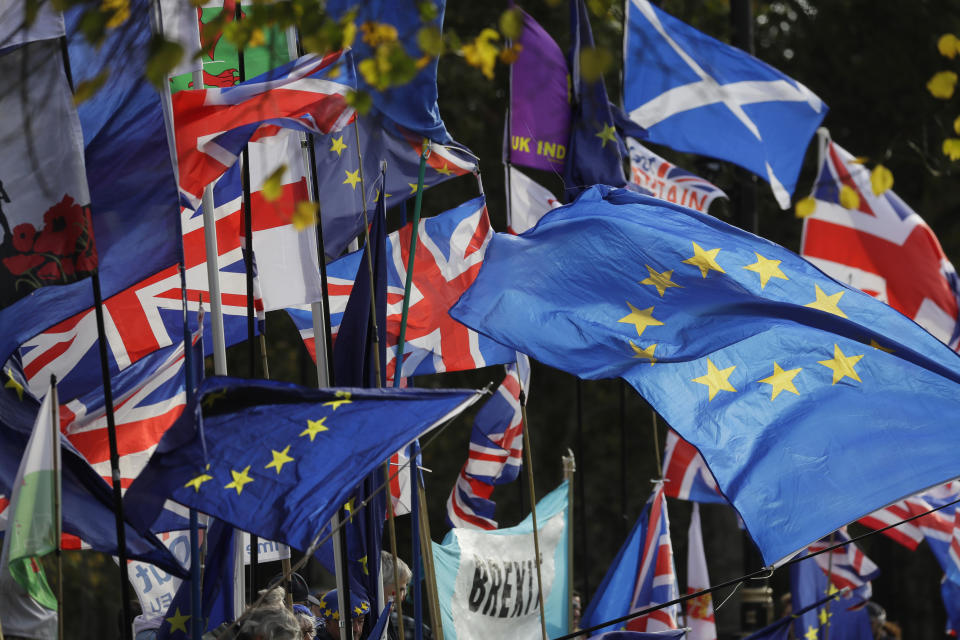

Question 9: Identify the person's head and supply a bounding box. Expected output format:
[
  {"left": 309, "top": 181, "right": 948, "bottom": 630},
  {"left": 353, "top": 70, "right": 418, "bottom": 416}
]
[
  {"left": 867, "top": 601, "right": 887, "bottom": 635},
  {"left": 256, "top": 586, "right": 288, "bottom": 611},
  {"left": 233, "top": 606, "right": 300, "bottom": 640},
  {"left": 292, "top": 604, "right": 317, "bottom": 640},
  {"left": 267, "top": 572, "right": 310, "bottom": 605},
  {"left": 317, "top": 589, "right": 370, "bottom": 640},
  {"left": 380, "top": 550, "right": 412, "bottom": 603},
  {"left": 307, "top": 593, "right": 324, "bottom": 619}
]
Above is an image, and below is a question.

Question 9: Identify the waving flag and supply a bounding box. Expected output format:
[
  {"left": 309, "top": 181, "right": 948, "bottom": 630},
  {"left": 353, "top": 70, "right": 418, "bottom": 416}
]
[
  {"left": 582, "top": 483, "right": 679, "bottom": 634},
  {"left": 174, "top": 51, "right": 356, "bottom": 207},
  {"left": 452, "top": 184, "right": 960, "bottom": 566},
  {"left": 661, "top": 430, "right": 725, "bottom": 505},
  {"left": 509, "top": 8, "right": 570, "bottom": 172},
  {"left": 627, "top": 139, "right": 727, "bottom": 213},
  {"left": 124, "top": 377, "right": 481, "bottom": 551},
  {"left": 446, "top": 355, "right": 530, "bottom": 530},
  {"left": 805, "top": 528, "right": 878, "bottom": 599},
  {"left": 287, "top": 195, "right": 514, "bottom": 380},
  {"left": 801, "top": 131, "right": 960, "bottom": 349},
  {"left": 507, "top": 167, "right": 561, "bottom": 235},
  {"left": 790, "top": 555, "right": 872, "bottom": 640},
  {"left": 686, "top": 504, "right": 716, "bottom": 640},
  {"left": 623, "top": 0, "right": 825, "bottom": 209}
]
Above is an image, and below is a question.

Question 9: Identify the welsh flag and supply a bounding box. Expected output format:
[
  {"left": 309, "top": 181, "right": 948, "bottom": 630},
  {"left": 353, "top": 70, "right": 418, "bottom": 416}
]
[{"left": 1, "top": 384, "right": 60, "bottom": 609}]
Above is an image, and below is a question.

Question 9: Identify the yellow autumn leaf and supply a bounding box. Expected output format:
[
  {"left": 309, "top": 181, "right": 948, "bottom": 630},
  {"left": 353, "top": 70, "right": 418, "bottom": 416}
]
[
  {"left": 943, "top": 138, "right": 960, "bottom": 161},
  {"left": 499, "top": 43, "right": 523, "bottom": 65},
  {"left": 73, "top": 69, "right": 110, "bottom": 105},
  {"left": 248, "top": 28, "right": 265, "bottom": 48},
  {"left": 261, "top": 166, "right": 287, "bottom": 202},
  {"left": 100, "top": 0, "right": 129, "bottom": 29},
  {"left": 341, "top": 20, "right": 357, "bottom": 49},
  {"left": 794, "top": 196, "right": 816, "bottom": 219},
  {"left": 927, "top": 70, "right": 958, "bottom": 99},
  {"left": 462, "top": 28, "right": 500, "bottom": 80},
  {"left": 938, "top": 34, "right": 959, "bottom": 59},
  {"left": 870, "top": 164, "right": 893, "bottom": 196},
  {"left": 953, "top": 115, "right": 960, "bottom": 135},
  {"left": 839, "top": 185, "right": 860, "bottom": 210},
  {"left": 293, "top": 201, "right": 319, "bottom": 231},
  {"left": 498, "top": 8, "right": 524, "bottom": 41},
  {"left": 361, "top": 21, "right": 398, "bottom": 47}
]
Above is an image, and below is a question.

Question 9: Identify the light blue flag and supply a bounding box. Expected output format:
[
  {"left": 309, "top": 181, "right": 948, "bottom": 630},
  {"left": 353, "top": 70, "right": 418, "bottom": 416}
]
[
  {"left": 433, "top": 481, "right": 569, "bottom": 640},
  {"left": 451, "top": 185, "right": 960, "bottom": 566},
  {"left": 623, "top": 0, "right": 826, "bottom": 209}
]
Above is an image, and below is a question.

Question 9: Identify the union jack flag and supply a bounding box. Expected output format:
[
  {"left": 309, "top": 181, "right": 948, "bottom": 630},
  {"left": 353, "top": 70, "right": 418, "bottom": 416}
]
[
  {"left": 582, "top": 483, "right": 680, "bottom": 634},
  {"left": 174, "top": 50, "right": 356, "bottom": 207},
  {"left": 661, "top": 429, "right": 725, "bottom": 504},
  {"left": 858, "top": 481, "right": 960, "bottom": 552},
  {"left": 446, "top": 354, "right": 530, "bottom": 530},
  {"left": 627, "top": 138, "right": 727, "bottom": 213},
  {"left": 805, "top": 527, "right": 879, "bottom": 600},
  {"left": 801, "top": 130, "right": 960, "bottom": 349},
  {"left": 286, "top": 195, "right": 515, "bottom": 381}
]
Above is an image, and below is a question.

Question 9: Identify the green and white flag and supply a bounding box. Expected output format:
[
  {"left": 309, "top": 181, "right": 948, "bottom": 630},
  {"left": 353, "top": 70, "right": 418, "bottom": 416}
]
[{"left": 1, "top": 383, "right": 60, "bottom": 609}]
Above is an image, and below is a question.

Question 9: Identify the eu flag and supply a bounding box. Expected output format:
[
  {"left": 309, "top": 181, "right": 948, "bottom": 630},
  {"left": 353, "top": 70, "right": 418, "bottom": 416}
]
[
  {"left": 452, "top": 184, "right": 960, "bottom": 566},
  {"left": 124, "top": 377, "right": 481, "bottom": 553}
]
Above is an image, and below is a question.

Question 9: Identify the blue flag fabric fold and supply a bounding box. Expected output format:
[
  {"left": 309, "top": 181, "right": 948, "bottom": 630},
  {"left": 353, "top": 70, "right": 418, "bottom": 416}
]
[
  {"left": 124, "top": 377, "right": 481, "bottom": 552},
  {"left": 451, "top": 184, "right": 960, "bottom": 566}
]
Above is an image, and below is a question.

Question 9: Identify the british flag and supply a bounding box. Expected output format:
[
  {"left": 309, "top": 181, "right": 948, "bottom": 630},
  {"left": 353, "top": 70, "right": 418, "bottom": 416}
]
[
  {"left": 661, "top": 429, "right": 726, "bottom": 505},
  {"left": 446, "top": 354, "right": 530, "bottom": 530},
  {"left": 286, "top": 194, "right": 515, "bottom": 381},
  {"left": 805, "top": 527, "right": 879, "bottom": 600},
  {"left": 174, "top": 50, "right": 356, "bottom": 207},
  {"left": 801, "top": 130, "right": 960, "bottom": 349},
  {"left": 627, "top": 138, "right": 728, "bottom": 214},
  {"left": 582, "top": 483, "right": 680, "bottom": 634}
]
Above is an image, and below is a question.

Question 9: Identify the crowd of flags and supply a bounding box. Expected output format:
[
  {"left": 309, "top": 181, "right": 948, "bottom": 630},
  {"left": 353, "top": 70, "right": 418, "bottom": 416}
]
[{"left": 2, "top": 0, "right": 960, "bottom": 638}]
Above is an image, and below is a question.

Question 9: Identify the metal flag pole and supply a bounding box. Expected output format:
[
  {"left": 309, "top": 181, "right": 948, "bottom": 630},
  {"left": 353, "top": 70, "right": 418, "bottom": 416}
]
[
  {"left": 519, "top": 389, "right": 549, "bottom": 640},
  {"left": 50, "top": 375, "right": 62, "bottom": 640},
  {"left": 574, "top": 379, "right": 588, "bottom": 599},
  {"left": 562, "top": 451, "right": 576, "bottom": 635}
]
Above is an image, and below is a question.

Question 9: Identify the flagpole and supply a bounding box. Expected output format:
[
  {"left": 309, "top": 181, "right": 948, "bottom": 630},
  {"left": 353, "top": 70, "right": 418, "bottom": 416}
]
[
  {"left": 574, "top": 379, "right": 588, "bottom": 600},
  {"left": 619, "top": 382, "right": 627, "bottom": 539},
  {"left": 562, "top": 451, "right": 576, "bottom": 635},
  {"left": 416, "top": 480, "right": 445, "bottom": 640},
  {"left": 822, "top": 531, "right": 836, "bottom": 640},
  {"left": 519, "top": 389, "right": 549, "bottom": 640},
  {"left": 49, "top": 375, "right": 62, "bottom": 640}
]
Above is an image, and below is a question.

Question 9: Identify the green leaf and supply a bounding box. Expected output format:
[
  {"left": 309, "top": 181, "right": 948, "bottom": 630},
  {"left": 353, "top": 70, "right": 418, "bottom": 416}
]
[
  {"left": 418, "top": 1, "right": 438, "bottom": 23},
  {"left": 579, "top": 47, "right": 613, "bottom": 82},
  {"left": 261, "top": 165, "right": 287, "bottom": 202},
  {"left": 498, "top": 8, "right": 524, "bottom": 42},
  {"left": 417, "top": 25, "right": 444, "bottom": 57},
  {"left": 73, "top": 69, "right": 110, "bottom": 105},
  {"left": 146, "top": 36, "right": 185, "bottom": 88},
  {"left": 346, "top": 89, "right": 373, "bottom": 115}
]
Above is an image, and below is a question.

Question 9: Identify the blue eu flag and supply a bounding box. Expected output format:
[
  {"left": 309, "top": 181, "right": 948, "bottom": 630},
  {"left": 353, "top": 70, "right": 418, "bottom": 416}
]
[
  {"left": 790, "top": 556, "right": 872, "bottom": 640},
  {"left": 452, "top": 184, "right": 960, "bottom": 566},
  {"left": 124, "top": 377, "right": 481, "bottom": 553}
]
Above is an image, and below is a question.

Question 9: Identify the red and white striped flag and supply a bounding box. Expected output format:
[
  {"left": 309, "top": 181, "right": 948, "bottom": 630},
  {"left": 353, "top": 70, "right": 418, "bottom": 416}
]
[{"left": 685, "top": 504, "right": 716, "bottom": 640}]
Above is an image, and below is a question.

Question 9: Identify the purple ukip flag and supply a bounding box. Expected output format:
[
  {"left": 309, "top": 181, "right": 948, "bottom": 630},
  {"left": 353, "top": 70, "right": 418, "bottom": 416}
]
[{"left": 509, "top": 9, "right": 570, "bottom": 171}]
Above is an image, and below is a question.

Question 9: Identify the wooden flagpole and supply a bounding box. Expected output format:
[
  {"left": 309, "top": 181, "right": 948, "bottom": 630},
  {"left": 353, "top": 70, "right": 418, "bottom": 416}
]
[
  {"left": 519, "top": 389, "right": 549, "bottom": 640},
  {"left": 562, "top": 451, "right": 576, "bottom": 635}
]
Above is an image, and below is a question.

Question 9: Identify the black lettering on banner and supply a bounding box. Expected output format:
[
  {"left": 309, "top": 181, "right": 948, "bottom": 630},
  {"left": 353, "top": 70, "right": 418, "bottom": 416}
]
[
  {"left": 468, "top": 558, "right": 488, "bottom": 613},
  {"left": 511, "top": 561, "right": 526, "bottom": 617},
  {"left": 498, "top": 563, "right": 514, "bottom": 618},
  {"left": 483, "top": 563, "right": 503, "bottom": 616},
  {"left": 524, "top": 560, "right": 535, "bottom": 616}
]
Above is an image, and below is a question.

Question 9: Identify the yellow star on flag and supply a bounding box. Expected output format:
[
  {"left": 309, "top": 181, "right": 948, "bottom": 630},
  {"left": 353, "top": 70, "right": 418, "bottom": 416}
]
[
  {"left": 344, "top": 497, "right": 356, "bottom": 513},
  {"left": 596, "top": 123, "right": 617, "bottom": 147},
  {"left": 4, "top": 368, "right": 24, "bottom": 401},
  {"left": 435, "top": 163, "right": 453, "bottom": 176},
  {"left": 818, "top": 344, "right": 864, "bottom": 385},
  {"left": 804, "top": 624, "right": 819, "bottom": 640},
  {"left": 343, "top": 169, "right": 361, "bottom": 190},
  {"left": 869, "top": 339, "right": 894, "bottom": 353},
  {"left": 618, "top": 302, "right": 664, "bottom": 337},
  {"left": 359, "top": 555, "right": 369, "bottom": 575},
  {"left": 323, "top": 391, "right": 353, "bottom": 410},
  {"left": 330, "top": 135, "right": 347, "bottom": 156},
  {"left": 743, "top": 253, "right": 788, "bottom": 289},
  {"left": 184, "top": 465, "right": 213, "bottom": 492},
  {"left": 691, "top": 359, "right": 737, "bottom": 401},
  {"left": 629, "top": 341, "right": 657, "bottom": 365},
  {"left": 300, "top": 417, "right": 329, "bottom": 441},
  {"left": 641, "top": 265, "right": 681, "bottom": 297},
  {"left": 819, "top": 606, "right": 833, "bottom": 626},
  {"left": 804, "top": 284, "right": 847, "bottom": 318},
  {"left": 166, "top": 607, "right": 191, "bottom": 634},
  {"left": 757, "top": 362, "right": 802, "bottom": 400},
  {"left": 201, "top": 389, "right": 227, "bottom": 409},
  {"left": 224, "top": 466, "right": 254, "bottom": 495},
  {"left": 408, "top": 182, "right": 420, "bottom": 195},
  {"left": 265, "top": 445, "right": 294, "bottom": 474},
  {"left": 683, "top": 242, "right": 725, "bottom": 278}
]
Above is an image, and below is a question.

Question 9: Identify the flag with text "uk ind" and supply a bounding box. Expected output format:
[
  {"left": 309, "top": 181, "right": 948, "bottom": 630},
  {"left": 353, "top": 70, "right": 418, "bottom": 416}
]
[
  {"left": 124, "top": 377, "right": 481, "bottom": 552},
  {"left": 623, "top": 0, "right": 825, "bottom": 209},
  {"left": 452, "top": 184, "right": 960, "bottom": 566}
]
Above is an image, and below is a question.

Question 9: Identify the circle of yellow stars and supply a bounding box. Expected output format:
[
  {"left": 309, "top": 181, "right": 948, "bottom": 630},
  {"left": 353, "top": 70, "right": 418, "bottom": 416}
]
[
  {"left": 182, "top": 393, "right": 355, "bottom": 497},
  {"left": 612, "top": 241, "right": 888, "bottom": 399}
]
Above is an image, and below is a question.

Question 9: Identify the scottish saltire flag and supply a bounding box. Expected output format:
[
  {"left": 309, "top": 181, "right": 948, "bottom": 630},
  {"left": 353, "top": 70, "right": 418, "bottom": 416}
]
[
  {"left": 509, "top": 8, "right": 570, "bottom": 172},
  {"left": 563, "top": 0, "right": 628, "bottom": 200},
  {"left": 805, "top": 528, "right": 879, "bottom": 599},
  {"left": 790, "top": 555, "right": 872, "bottom": 640},
  {"left": 174, "top": 51, "right": 356, "bottom": 207},
  {"left": 452, "top": 184, "right": 960, "bottom": 565},
  {"left": 288, "top": 195, "right": 515, "bottom": 381},
  {"left": 661, "top": 430, "right": 724, "bottom": 505},
  {"left": 0, "top": 40, "right": 94, "bottom": 309},
  {"left": 623, "top": 0, "right": 826, "bottom": 209},
  {"left": 325, "top": 0, "right": 452, "bottom": 143},
  {"left": 627, "top": 139, "right": 727, "bottom": 213},
  {"left": 0, "top": 379, "right": 187, "bottom": 576},
  {"left": 507, "top": 167, "right": 561, "bottom": 236},
  {"left": 124, "top": 377, "right": 481, "bottom": 551},
  {"left": 801, "top": 131, "right": 960, "bottom": 349},
  {"left": 312, "top": 111, "right": 476, "bottom": 259},
  {"left": 686, "top": 504, "right": 716, "bottom": 640},
  {"left": 433, "top": 481, "right": 570, "bottom": 640},
  {"left": 582, "top": 483, "right": 679, "bottom": 634},
  {"left": 446, "top": 354, "right": 530, "bottom": 530}
]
